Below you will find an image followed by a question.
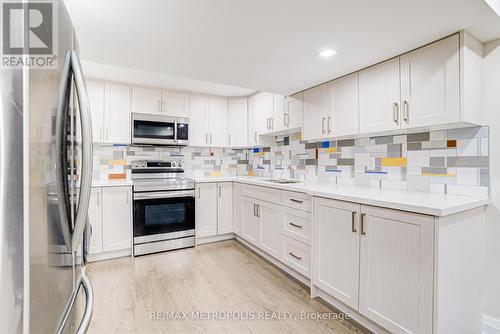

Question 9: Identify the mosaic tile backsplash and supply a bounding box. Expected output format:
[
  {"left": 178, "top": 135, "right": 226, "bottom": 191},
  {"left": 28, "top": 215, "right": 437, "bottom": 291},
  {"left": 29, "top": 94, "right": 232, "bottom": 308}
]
[{"left": 93, "top": 126, "right": 489, "bottom": 198}]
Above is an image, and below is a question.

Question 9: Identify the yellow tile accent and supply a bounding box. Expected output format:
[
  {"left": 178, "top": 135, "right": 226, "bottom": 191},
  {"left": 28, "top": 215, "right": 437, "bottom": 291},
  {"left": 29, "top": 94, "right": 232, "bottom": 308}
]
[
  {"left": 381, "top": 157, "right": 407, "bottom": 167},
  {"left": 108, "top": 173, "right": 126, "bottom": 180},
  {"left": 248, "top": 170, "right": 255, "bottom": 176},
  {"left": 422, "top": 173, "right": 456, "bottom": 177},
  {"left": 255, "top": 152, "right": 265, "bottom": 156},
  {"left": 210, "top": 171, "right": 222, "bottom": 177},
  {"left": 325, "top": 147, "right": 337, "bottom": 153},
  {"left": 109, "top": 159, "right": 126, "bottom": 166},
  {"left": 293, "top": 133, "right": 302, "bottom": 140}
]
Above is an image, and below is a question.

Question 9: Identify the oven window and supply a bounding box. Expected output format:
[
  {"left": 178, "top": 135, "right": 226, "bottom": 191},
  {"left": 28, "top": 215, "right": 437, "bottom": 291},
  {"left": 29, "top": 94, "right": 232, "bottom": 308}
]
[
  {"left": 133, "top": 120, "right": 174, "bottom": 139},
  {"left": 134, "top": 196, "right": 195, "bottom": 237}
]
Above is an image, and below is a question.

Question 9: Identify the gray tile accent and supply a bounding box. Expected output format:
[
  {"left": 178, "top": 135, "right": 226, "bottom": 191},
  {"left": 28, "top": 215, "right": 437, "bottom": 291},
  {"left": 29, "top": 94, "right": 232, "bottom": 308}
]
[
  {"left": 480, "top": 168, "right": 489, "bottom": 186},
  {"left": 99, "top": 159, "right": 109, "bottom": 165},
  {"left": 305, "top": 159, "right": 318, "bottom": 165},
  {"left": 407, "top": 132, "right": 430, "bottom": 142},
  {"left": 263, "top": 147, "right": 271, "bottom": 152},
  {"left": 237, "top": 160, "right": 249, "bottom": 164},
  {"left": 305, "top": 142, "right": 319, "bottom": 149},
  {"left": 447, "top": 156, "right": 489, "bottom": 168},
  {"left": 338, "top": 139, "right": 355, "bottom": 147},
  {"left": 337, "top": 158, "right": 354, "bottom": 166},
  {"left": 430, "top": 157, "right": 446, "bottom": 167},
  {"left": 387, "top": 144, "right": 401, "bottom": 157},
  {"left": 193, "top": 152, "right": 201, "bottom": 156},
  {"left": 407, "top": 142, "right": 422, "bottom": 151},
  {"left": 447, "top": 127, "right": 483, "bottom": 140},
  {"left": 263, "top": 160, "right": 271, "bottom": 165},
  {"left": 422, "top": 167, "right": 447, "bottom": 175},
  {"left": 143, "top": 147, "right": 156, "bottom": 152},
  {"left": 125, "top": 151, "right": 135, "bottom": 156},
  {"left": 372, "top": 136, "right": 394, "bottom": 145}
]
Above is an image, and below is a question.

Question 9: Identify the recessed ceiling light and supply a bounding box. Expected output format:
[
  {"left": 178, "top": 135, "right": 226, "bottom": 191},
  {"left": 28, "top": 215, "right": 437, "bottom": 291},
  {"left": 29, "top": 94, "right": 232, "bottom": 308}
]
[
  {"left": 318, "top": 49, "right": 336, "bottom": 58},
  {"left": 485, "top": 0, "right": 500, "bottom": 16}
]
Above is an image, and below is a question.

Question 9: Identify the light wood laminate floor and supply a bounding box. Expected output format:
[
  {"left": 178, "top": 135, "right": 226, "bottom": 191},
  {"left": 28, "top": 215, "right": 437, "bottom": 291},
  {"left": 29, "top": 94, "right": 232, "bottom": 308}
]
[{"left": 87, "top": 240, "right": 368, "bottom": 334}]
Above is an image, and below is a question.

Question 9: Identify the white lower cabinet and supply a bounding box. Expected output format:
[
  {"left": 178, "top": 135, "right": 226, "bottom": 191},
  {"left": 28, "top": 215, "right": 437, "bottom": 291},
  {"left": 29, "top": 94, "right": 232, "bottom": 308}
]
[
  {"left": 313, "top": 197, "right": 434, "bottom": 334},
  {"left": 241, "top": 196, "right": 261, "bottom": 245},
  {"left": 259, "top": 201, "right": 282, "bottom": 259},
  {"left": 88, "top": 186, "right": 132, "bottom": 261},
  {"left": 196, "top": 182, "right": 234, "bottom": 242}
]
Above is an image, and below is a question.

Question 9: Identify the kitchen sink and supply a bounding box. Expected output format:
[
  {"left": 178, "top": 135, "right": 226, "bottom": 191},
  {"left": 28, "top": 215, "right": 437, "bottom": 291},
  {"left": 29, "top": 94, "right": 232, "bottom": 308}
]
[{"left": 264, "top": 179, "right": 301, "bottom": 184}]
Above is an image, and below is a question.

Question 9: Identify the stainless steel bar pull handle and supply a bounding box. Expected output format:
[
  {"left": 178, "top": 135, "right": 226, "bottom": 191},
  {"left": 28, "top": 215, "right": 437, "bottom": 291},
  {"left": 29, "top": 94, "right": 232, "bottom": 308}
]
[
  {"left": 403, "top": 100, "right": 409, "bottom": 123},
  {"left": 360, "top": 213, "right": 366, "bottom": 235},
  {"left": 218, "top": 186, "right": 221, "bottom": 197},
  {"left": 206, "top": 133, "right": 208, "bottom": 144},
  {"left": 393, "top": 103, "right": 399, "bottom": 124},
  {"left": 76, "top": 271, "right": 94, "bottom": 334},
  {"left": 351, "top": 212, "right": 357, "bottom": 233},
  {"left": 322, "top": 117, "right": 326, "bottom": 134},
  {"left": 289, "top": 252, "right": 302, "bottom": 260},
  {"left": 327, "top": 116, "right": 332, "bottom": 134},
  {"left": 210, "top": 133, "right": 213, "bottom": 144},
  {"left": 289, "top": 222, "right": 303, "bottom": 229},
  {"left": 289, "top": 198, "right": 303, "bottom": 204}
]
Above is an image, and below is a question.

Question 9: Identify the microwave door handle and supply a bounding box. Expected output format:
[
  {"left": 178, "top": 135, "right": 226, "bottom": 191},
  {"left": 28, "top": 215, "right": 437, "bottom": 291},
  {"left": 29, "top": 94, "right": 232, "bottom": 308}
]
[
  {"left": 174, "top": 120, "right": 178, "bottom": 142},
  {"left": 55, "top": 50, "right": 73, "bottom": 250},
  {"left": 70, "top": 50, "right": 93, "bottom": 252}
]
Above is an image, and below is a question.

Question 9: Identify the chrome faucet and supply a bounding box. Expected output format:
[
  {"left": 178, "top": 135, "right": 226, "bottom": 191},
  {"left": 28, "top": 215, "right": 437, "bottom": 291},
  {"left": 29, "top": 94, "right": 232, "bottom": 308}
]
[{"left": 288, "top": 166, "right": 295, "bottom": 179}]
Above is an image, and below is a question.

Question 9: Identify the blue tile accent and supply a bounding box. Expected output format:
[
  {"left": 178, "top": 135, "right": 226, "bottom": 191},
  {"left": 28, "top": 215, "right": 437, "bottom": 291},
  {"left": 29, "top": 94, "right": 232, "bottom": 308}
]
[
  {"left": 321, "top": 141, "right": 329, "bottom": 148},
  {"left": 253, "top": 148, "right": 260, "bottom": 153},
  {"left": 365, "top": 170, "right": 388, "bottom": 174}
]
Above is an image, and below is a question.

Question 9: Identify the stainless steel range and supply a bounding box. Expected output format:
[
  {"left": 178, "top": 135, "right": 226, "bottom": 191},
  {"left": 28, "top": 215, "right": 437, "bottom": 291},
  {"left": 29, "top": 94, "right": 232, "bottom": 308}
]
[{"left": 132, "top": 160, "right": 195, "bottom": 256}]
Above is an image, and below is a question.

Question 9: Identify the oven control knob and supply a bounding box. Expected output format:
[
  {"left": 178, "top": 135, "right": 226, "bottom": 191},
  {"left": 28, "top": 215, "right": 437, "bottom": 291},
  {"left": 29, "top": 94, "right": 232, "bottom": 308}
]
[
  {"left": 171, "top": 161, "right": 177, "bottom": 168},
  {"left": 178, "top": 161, "right": 183, "bottom": 168}
]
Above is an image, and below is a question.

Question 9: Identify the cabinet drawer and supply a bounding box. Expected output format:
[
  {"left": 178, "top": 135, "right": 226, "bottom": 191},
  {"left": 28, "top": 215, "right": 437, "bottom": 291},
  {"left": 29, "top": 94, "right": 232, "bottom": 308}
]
[
  {"left": 239, "top": 184, "right": 282, "bottom": 204},
  {"left": 281, "top": 235, "right": 311, "bottom": 278},
  {"left": 282, "top": 209, "right": 311, "bottom": 245},
  {"left": 282, "top": 191, "right": 311, "bottom": 212}
]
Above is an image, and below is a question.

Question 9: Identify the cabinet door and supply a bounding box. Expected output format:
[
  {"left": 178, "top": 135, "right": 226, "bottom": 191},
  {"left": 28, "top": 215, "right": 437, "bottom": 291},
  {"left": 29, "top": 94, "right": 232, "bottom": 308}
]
[
  {"left": 272, "top": 94, "right": 285, "bottom": 132},
  {"left": 241, "top": 196, "right": 261, "bottom": 245},
  {"left": 217, "top": 183, "right": 233, "bottom": 234},
  {"left": 162, "top": 91, "right": 190, "bottom": 118},
  {"left": 195, "top": 183, "right": 218, "bottom": 238},
  {"left": 312, "top": 198, "right": 361, "bottom": 309},
  {"left": 400, "top": 35, "right": 459, "bottom": 128},
  {"left": 228, "top": 98, "right": 248, "bottom": 147},
  {"left": 303, "top": 83, "right": 330, "bottom": 140},
  {"left": 104, "top": 83, "right": 131, "bottom": 144},
  {"left": 131, "top": 86, "right": 162, "bottom": 115},
  {"left": 359, "top": 206, "right": 434, "bottom": 334},
  {"left": 233, "top": 184, "right": 243, "bottom": 235},
  {"left": 285, "top": 93, "right": 303, "bottom": 130},
  {"left": 247, "top": 94, "right": 259, "bottom": 146},
  {"left": 102, "top": 186, "right": 132, "bottom": 252},
  {"left": 249, "top": 92, "right": 274, "bottom": 138},
  {"left": 330, "top": 73, "right": 359, "bottom": 137},
  {"left": 207, "top": 97, "right": 228, "bottom": 147},
  {"left": 259, "top": 201, "right": 282, "bottom": 259},
  {"left": 189, "top": 96, "right": 208, "bottom": 146},
  {"left": 87, "top": 80, "right": 105, "bottom": 142},
  {"left": 359, "top": 58, "right": 401, "bottom": 134},
  {"left": 88, "top": 187, "right": 103, "bottom": 255}
]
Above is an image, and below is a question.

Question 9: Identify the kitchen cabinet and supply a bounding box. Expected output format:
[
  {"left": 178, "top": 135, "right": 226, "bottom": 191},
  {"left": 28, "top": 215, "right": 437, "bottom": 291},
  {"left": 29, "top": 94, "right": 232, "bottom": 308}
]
[
  {"left": 329, "top": 73, "right": 359, "bottom": 137},
  {"left": 248, "top": 92, "right": 273, "bottom": 145},
  {"left": 241, "top": 196, "right": 261, "bottom": 245},
  {"left": 303, "top": 83, "right": 331, "bottom": 140},
  {"left": 87, "top": 80, "right": 105, "bottom": 142},
  {"left": 259, "top": 201, "right": 282, "bottom": 259},
  {"left": 313, "top": 198, "right": 361, "bottom": 310},
  {"left": 162, "top": 91, "right": 190, "bottom": 118},
  {"left": 400, "top": 34, "right": 459, "bottom": 128},
  {"left": 131, "top": 86, "right": 163, "bottom": 115},
  {"left": 101, "top": 186, "right": 132, "bottom": 252},
  {"left": 228, "top": 98, "right": 248, "bottom": 147},
  {"left": 271, "top": 94, "right": 286, "bottom": 132},
  {"left": 217, "top": 183, "right": 233, "bottom": 234},
  {"left": 87, "top": 187, "right": 103, "bottom": 255},
  {"left": 359, "top": 57, "right": 401, "bottom": 134},
  {"left": 358, "top": 205, "right": 433, "bottom": 334},
  {"left": 104, "top": 83, "right": 132, "bottom": 144},
  {"left": 284, "top": 93, "right": 303, "bottom": 130},
  {"left": 195, "top": 183, "right": 218, "bottom": 238},
  {"left": 189, "top": 96, "right": 228, "bottom": 147}
]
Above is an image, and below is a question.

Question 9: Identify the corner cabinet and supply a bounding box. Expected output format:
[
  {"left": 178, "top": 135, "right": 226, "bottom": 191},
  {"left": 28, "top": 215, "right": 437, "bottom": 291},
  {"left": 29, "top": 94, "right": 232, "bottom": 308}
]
[{"left": 87, "top": 186, "right": 132, "bottom": 261}]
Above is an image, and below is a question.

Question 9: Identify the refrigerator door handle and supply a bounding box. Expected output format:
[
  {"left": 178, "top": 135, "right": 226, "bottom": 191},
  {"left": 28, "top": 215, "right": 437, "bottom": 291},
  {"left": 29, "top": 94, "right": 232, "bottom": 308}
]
[
  {"left": 71, "top": 50, "right": 93, "bottom": 252},
  {"left": 55, "top": 51, "right": 74, "bottom": 250}
]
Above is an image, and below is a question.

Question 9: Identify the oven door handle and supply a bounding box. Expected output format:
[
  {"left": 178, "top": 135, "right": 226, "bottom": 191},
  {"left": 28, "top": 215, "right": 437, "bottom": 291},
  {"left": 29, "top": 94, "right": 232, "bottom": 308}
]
[{"left": 133, "top": 190, "right": 195, "bottom": 200}]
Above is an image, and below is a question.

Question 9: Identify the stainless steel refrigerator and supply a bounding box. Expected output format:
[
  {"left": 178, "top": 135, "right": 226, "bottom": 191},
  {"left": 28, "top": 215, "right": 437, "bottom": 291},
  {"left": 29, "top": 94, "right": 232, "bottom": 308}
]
[{"left": 0, "top": 0, "right": 94, "bottom": 333}]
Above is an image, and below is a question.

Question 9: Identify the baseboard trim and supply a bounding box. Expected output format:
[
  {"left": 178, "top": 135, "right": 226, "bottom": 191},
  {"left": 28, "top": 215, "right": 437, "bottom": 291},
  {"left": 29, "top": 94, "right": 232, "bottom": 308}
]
[
  {"left": 483, "top": 314, "right": 500, "bottom": 334},
  {"left": 197, "top": 233, "right": 235, "bottom": 245},
  {"left": 87, "top": 248, "right": 131, "bottom": 262}
]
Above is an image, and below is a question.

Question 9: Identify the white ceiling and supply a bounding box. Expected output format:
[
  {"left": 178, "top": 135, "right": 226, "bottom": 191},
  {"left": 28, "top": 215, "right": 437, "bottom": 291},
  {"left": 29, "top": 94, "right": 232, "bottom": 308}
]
[{"left": 65, "top": 0, "right": 500, "bottom": 96}]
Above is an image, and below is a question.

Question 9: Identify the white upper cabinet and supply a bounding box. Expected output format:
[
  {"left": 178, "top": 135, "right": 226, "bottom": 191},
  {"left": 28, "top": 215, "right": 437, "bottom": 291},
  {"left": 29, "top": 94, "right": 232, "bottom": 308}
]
[
  {"left": 248, "top": 92, "right": 274, "bottom": 142},
  {"left": 207, "top": 97, "right": 228, "bottom": 147},
  {"left": 131, "top": 86, "right": 163, "bottom": 115},
  {"left": 104, "top": 83, "right": 131, "bottom": 144},
  {"left": 189, "top": 96, "right": 208, "bottom": 146},
  {"left": 329, "top": 73, "right": 359, "bottom": 137},
  {"left": 271, "top": 94, "right": 286, "bottom": 132},
  {"left": 400, "top": 34, "right": 459, "bottom": 128},
  {"left": 161, "top": 91, "right": 190, "bottom": 118},
  {"left": 285, "top": 93, "right": 304, "bottom": 130},
  {"left": 87, "top": 79, "right": 105, "bottom": 142},
  {"left": 228, "top": 98, "right": 248, "bottom": 147},
  {"left": 359, "top": 57, "right": 401, "bottom": 134},
  {"left": 303, "top": 83, "right": 331, "bottom": 140}
]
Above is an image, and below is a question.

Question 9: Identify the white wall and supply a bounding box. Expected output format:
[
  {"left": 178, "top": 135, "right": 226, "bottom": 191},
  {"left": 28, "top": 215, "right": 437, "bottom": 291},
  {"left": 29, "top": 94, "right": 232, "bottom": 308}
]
[{"left": 483, "top": 38, "right": 500, "bottom": 324}]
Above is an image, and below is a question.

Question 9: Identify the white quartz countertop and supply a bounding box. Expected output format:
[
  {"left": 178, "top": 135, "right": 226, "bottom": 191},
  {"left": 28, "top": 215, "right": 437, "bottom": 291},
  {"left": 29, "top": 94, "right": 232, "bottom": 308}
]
[{"left": 190, "top": 176, "right": 488, "bottom": 217}]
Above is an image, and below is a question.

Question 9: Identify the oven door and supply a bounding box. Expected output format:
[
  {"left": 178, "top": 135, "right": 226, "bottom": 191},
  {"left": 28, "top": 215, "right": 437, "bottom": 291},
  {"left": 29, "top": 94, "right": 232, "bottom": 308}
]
[
  {"left": 132, "top": 114, "right": 175, "bottom": 145},
  {"left": 133, "top": 190, "right": 195, "bottom": 244}
]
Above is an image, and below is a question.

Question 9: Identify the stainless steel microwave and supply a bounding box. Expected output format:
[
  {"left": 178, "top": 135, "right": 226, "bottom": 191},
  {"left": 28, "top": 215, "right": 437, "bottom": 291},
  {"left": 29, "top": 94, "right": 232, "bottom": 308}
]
[{"left": 131, "top": 113, "right": 189, "bottom": 146}]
